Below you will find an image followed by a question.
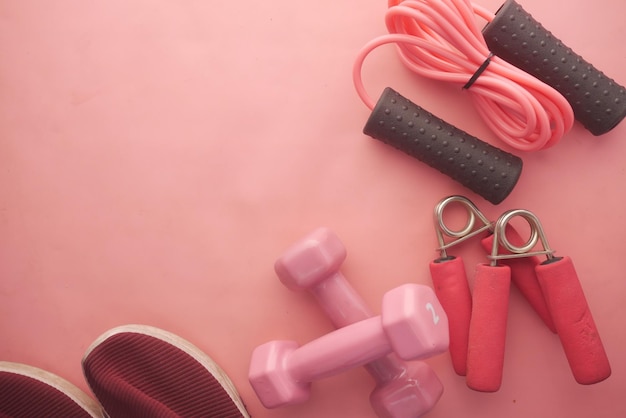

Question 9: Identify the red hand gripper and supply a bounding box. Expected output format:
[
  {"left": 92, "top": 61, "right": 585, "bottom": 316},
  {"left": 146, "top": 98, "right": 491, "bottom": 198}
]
[
  {"left": 430, "top": 197, "right": 610, "bottom": 391},
  {"left": 429, "top": 196, "right": 551, "bottom": 379},
  {"left": 482, "top": 210, "right": 611, "bottom": 387},
  {"left": 429, "top": 196, "right": 489, "bottom": 376}
]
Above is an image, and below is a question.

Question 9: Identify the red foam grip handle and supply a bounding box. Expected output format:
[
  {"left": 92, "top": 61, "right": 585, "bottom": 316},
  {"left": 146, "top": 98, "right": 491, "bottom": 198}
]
[
  {"left": 466, "top": 264, "right": 511, "bottom": 392},
  {"left": 535, "top": 257, "right": 611, "bottom": 384},
  {"left": 481, "top": 229, "right": 556, "bottom": 333},
  {"left": 429, "top": 256, "right": 472, "bottom": 376}
]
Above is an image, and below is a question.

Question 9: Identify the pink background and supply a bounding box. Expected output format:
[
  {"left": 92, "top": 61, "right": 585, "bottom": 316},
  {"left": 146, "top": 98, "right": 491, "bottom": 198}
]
[{"left": 1, "top": 0, "right": 625, "bottom": 417}]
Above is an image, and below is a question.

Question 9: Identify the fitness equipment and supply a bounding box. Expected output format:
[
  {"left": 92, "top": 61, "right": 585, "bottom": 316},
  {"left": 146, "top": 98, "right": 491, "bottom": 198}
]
[
  {"left": 465, "top": 257, "right": 512, "bottom": 391},
  {"left": 477, "top": 209, "right": 612, "bottom": 386},
  {"left": 356, "top": 0, "right": 625, "bottom": 150},
  {"left": 274, "top": 227, "right": 443, "bottom": 418},
  {"left": 354, "top": 0, "right": 574, "bottom": 151},
  {"left": 429, "top": 196, "right": 488, "bottom": 376},
  {"left": 248, "top": 283, "right": 448, "bottom": 408},
  {"left": 430, "top": 198, "right": 610, "bottom": 390},
  {"left": 479, "top": 218, "right": 555, "bottom": 332},
  {"left": 429, "top": 195, "right": 554, "bottom": 377},
  {"left": 483, "top": 0, "right": 626, "bottom": 136},
  {"left": 363, "top": 87, "right": 523, "bottom": 205},
  {"left": 466, "top": 208, "right": 611, "bottom": 390}
]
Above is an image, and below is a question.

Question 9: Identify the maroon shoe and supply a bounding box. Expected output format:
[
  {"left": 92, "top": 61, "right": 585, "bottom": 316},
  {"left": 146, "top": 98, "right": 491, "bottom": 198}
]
[
  {"left": 0, "top": 361, "right": 104, "bottom": 418},
  {"left": 82, "top": 325, "right": 249, "bottom": 418}
]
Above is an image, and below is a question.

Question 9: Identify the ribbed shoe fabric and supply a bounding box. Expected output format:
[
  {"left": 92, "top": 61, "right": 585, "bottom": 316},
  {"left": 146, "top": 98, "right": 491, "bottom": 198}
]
[
  {"left": 82, "top": 325, "right": 249, "bottom": 418},
  {"left": 0, "top": 362, "right": 104, "bottom": 418}
]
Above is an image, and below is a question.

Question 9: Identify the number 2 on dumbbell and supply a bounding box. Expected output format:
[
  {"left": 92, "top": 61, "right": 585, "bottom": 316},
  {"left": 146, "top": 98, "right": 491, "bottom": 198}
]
[{"left": 425, "top": 303, "right": 440, "bottom": 325}]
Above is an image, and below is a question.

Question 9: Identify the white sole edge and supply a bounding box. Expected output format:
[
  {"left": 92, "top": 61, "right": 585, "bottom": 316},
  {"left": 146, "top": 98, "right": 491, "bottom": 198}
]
[
  {"left": 82, "top": 324, "right": 250, "bottom": 418},
  {"left": 0, "top": 361, "right": 105, "bottom": 418}
]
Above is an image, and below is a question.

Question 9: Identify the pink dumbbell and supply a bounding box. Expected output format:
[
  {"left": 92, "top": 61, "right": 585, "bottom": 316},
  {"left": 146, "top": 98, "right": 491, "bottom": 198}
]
[
  {"left": 273, "top": 227, "right": 444, "bottom": 418},
  {"left": 248, "top": 283, "right": 448, "bottom": 409}
]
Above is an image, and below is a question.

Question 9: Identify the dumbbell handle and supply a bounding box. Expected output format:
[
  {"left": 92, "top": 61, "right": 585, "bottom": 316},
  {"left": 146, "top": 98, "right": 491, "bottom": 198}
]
[
  {"left": 282, "top": 283, "right": 446, "bottom": 384},
  {"left": 249, "top": 284, "right": 447, "bottom": 408},
  {"left": 310, "top": 271, "right": 375, "bottom": 327},
  {"left": 288, "top": 316, "right": 392, "bottom": 382},
  {"left": 310, "top": 272, "right": 420, "bottom": 384}
]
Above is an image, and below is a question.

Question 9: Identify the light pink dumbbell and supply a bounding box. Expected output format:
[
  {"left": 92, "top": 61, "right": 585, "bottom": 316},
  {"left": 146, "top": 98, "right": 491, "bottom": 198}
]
[
  {"left": 273, "top": 227, "right": 444, "bottom": 418},
  {"left": 248, "top": 282, "right": 449, "bottom": 409}
]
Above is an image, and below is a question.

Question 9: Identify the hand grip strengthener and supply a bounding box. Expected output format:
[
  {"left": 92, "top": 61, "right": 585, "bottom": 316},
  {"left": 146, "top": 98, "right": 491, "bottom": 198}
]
[
  {"left": 429, "top": 196, "right": 491, "bottom": 376},
  {"left": 468, "top": 209, "right": 611, "bottom": 391},
  {"left": 429, "top": 195, "right": 554, "bottom": 377}
]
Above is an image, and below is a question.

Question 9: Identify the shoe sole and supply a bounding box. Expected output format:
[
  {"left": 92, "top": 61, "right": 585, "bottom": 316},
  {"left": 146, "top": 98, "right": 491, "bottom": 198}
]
[
  {"left": 82, "top": 324, "right": 250, "bottom": 417},
  {"left": 0, "top": 361, "right": 105, "bottom": 418}
]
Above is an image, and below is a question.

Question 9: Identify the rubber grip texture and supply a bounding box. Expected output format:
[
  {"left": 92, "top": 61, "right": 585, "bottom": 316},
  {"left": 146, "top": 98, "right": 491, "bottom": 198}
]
[
  {"left": 481, "top": 229, "right": 556, "bottom": 333},
  {"left": 429, "top": 256, "right": 472, "bottom": 376},
  {"left": 535, "top": 256, "right": 611, "bottom": 384},
  {"left": 466, "top": 264, "right": 511, "bottom": 392},
  {"left": 483, "top": 0, "right": 626, "bottom": 135},
  {"left": 363, "top": 87, "right": 522, "bottom": 205}
]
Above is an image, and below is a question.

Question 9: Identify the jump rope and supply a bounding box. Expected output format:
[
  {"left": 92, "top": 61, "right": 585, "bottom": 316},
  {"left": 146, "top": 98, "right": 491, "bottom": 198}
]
[
  {"left": 354, "top": 0, "right": 615, "bottom": 394},
  {"left": 354, "top": 0, "right": 626, "bottom": 203},
  {"left": 354, "top": 0, "right": 573, "bottom": 152}
]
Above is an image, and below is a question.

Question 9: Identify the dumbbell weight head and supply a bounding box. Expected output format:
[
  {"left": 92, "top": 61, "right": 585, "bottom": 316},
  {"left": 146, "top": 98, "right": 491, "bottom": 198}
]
[
  {"left": 275, "top": 228, "right": 372, "bottom": 326},
  {"left": 248, "top": 340, "right": 309, "bottom": 408},
  {"left": 382, "top": 284, "right": 449, "bottom": 361},
  {"left": 275, "top": 227, "right": 347, "bottom": 291},
  {"left": 369, "top": 361, "right": 443, "bottom": 418}
]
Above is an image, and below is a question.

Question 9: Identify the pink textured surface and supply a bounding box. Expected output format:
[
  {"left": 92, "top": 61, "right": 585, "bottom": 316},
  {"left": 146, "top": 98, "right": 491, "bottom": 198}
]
[{"left": 0, "top": 0, "right": 624, "bottom": 417}]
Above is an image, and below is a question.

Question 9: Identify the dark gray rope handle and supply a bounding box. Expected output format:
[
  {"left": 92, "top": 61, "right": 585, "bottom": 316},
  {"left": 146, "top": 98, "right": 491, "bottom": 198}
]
[
  {"left": 363, "top": 88, "right": 523, "bottom": 205},
  {"left": 483, "top": 0, "right": 626, "bottom": 135}
]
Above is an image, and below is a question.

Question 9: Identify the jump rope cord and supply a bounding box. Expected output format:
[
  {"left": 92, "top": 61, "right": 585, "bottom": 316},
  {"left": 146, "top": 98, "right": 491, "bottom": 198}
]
[{"left": 353, "top": 0, "right": 575, "bottom": 151}]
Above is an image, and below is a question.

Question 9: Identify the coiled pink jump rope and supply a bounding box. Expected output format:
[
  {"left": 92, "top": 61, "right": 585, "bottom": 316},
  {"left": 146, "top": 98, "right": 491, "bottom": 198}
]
[{"left": 353, "top": 0, "right": 575, "bottom": 151}]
